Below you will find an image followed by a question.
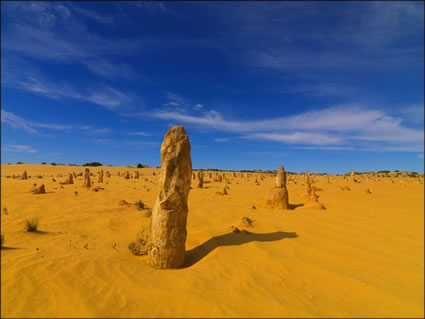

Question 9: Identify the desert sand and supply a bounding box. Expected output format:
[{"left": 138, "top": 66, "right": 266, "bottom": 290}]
[{"left": 1, "top": 163, "right": 424, "bottom": 317}]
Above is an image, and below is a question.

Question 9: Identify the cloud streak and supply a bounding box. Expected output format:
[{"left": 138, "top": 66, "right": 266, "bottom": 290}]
[
  {"left": 2, "top": 144, "right": 38, "bottom": 153},
  {"left": 3, "top": 68, "right": 135, "bottom": 110},
  {"left": 146, "top": 105, "right": 424, "bottom": 151},
  {"left": 2, "top": 109, "right": 111, "bottom": 135}
]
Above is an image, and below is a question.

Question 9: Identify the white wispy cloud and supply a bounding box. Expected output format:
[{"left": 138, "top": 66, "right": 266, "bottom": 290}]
[
  {"left": 247, "top": 2, "right": 423, "bottom": 73},
  {"left": 214, "top": 137, "right": 228, "bottom": 142},
  {"left": 2, "top": 109, "right": 112, "bottom": 136},
  {"left": 296, "top": 146, "right": 355, "bottom": 151},
  {"left": 78, "top": 126, "right": 111, "bottom": 135},
  {"left": 144, "top": 105, "right": 424, "bottom": 151},
  {"left": 243, "top": 132, "right": 343, "bottom": 145},
  {"left": 127, "top": 131, "right": 151, "bottom": 136},
  {"left": 2, "top": 2, "right": 144, "bottom": 81},
  {"left": 418, "top": 154, "right": 424, "bottom": 159},
  {"left": 87, "top": 87, "right": 133, "bottom": 110},
  {"left": 2, "top": 144, "right": 38, "bottom": 153},
  {"left": 68, "top": 3, "right": 117, "bottom": 25},
  {"left": 1, "top": 109, "right": 72, "bottom": 133},
  {"left": 3, "top": 69, "right": 134, "bottom": 110}
]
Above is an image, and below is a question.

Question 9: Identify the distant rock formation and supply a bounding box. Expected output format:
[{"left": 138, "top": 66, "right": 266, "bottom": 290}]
[
  {"left": 149, "top": 125, "right": 192, "bottom": 269},
  {"left": 230, "top": 217, "right": 254, "bottom": 233},
  {"left": 351, "top": 169, "right": 357, "bottom": 183},
  {"left": 32, "top": 184, "right": 46, "bottom": 194},
  {"left": 22, "top": 171, "right": 28, "bottom": 180},
  {"left": 98, "top": 170, "right": 104, "bottom": 183},
  {"left": 134, "top": 171, "right": 139, "bottom": 179},
  {"left": 216, "top": 187, "right": 228, "bottom": 195},
  {"left": 64, "top": 173, "right": 73, "bottom": 184},
  {"left": 304, "top": 191, "right": 325, "bottom": 210},
  {"left": 82, "top": 168, "right": 91, "bottom": 188},
  {"left": 196, "top": 170, "right": 203, "bottom": 188},
  {"left": 303, "top": 172, "right": 313, "bottom": 198},
  {"left": 263, "top": 166, "right": 289, "bottom": 210}
]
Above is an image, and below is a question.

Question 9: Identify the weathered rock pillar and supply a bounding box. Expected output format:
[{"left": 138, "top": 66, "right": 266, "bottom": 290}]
[
  {"left": 83, "top": 168, "right": 91, "bottom": 187},
  {"left": 149, "top": 125, "right": 192, "bottom": 269},
  {"left": 263, "top": 166, "right": 289, "bottom": 209}
]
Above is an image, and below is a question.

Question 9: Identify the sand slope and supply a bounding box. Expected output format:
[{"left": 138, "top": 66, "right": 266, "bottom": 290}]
[{"left": 1, "top": 164, "right": 423, "bottom": 317}]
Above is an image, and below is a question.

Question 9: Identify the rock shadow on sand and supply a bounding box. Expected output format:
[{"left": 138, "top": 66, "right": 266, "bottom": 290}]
[
  {"left": 289, "top": 203, "right": 304, "bottom": 209},
  {"left": 184, "top": 231, "right": 297, "bottom": 268},
  {"left": 0, "top": 246, "right": 20, "bottom": 250}
]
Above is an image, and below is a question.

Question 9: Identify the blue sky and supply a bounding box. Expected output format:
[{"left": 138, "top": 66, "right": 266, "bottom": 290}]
[{"left": 1, "top": 1, "right": 424, "bottom": 173}]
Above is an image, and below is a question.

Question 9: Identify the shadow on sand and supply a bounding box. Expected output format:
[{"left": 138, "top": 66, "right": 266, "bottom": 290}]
[
  {"left": 289, "top": 203, "right": 304, "bottom": 209},
  {"left": 184, "top": 231, "right": 298, "bottom": 268},
  {"left": 0, "top": 246, "right": 20, "bottom": 250},
  {"left": 27, "top": 230, "right": 61, "bottom": 235}
]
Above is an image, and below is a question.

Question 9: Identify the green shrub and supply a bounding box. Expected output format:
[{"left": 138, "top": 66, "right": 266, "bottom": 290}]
[
  {"left": 82, "top": 162, "right": 103, "bottom": 167},
  {"left": 137, "top": 163, "right": 144, "bottom": 168}
]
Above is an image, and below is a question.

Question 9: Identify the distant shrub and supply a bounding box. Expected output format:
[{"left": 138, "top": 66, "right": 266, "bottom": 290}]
[
  {"left": 82, "top": 162, "right": 103, "bottom": 167},
  {"left": 41, "top": 162, "right": 46, "bottom": 165},
  {"left": 377, "top": 170, "right": 390, "bottom": 174},
  {"left": 24, "top": 218, "right": 39, "bottom": 232},
  {"left": 408, "top": 172, "right": 418, "bottom": 177},
  {"left": 51, "top": 162, "right": 57, "bottom": 166},
  {"left": 137, "top": 163, "right": 144, "bottom": 168},
  {"left": 16, "top": 162, "right": 24, "bottom": 164}
]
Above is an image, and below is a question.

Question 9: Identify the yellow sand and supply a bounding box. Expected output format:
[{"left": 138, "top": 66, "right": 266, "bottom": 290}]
[{"left": 1, "top": 164, "right": 423, "bottom": 318}]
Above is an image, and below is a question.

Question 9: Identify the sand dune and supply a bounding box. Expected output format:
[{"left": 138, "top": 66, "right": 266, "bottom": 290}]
[{"left": 1, "top": 164, "right": 424, "bottom": 317}]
